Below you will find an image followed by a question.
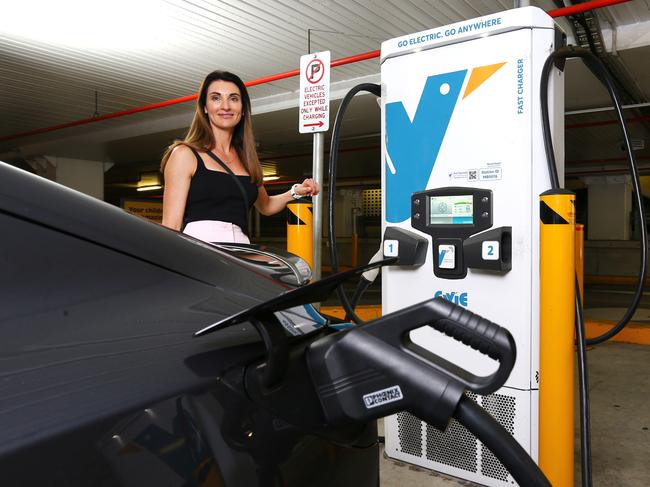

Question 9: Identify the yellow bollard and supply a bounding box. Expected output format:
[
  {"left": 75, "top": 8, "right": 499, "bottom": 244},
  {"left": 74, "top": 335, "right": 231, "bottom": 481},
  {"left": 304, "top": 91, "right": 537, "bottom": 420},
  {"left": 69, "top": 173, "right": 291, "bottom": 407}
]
[
  {"left": 575, "top": 223, "right": 584, "bottom": 304},
  {"left": 539, "top": 189, "right": 575, "bottom": 487},
  {"left": 287, "top": 199, "right": 313, "bottom": 269}
]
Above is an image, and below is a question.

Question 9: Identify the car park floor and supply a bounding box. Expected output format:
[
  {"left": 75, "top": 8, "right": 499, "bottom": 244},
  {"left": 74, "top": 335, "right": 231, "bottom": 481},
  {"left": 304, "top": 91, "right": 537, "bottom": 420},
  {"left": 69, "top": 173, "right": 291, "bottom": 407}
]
[{"left": 378, "top": 340, "right": 650, "bottom": 486}]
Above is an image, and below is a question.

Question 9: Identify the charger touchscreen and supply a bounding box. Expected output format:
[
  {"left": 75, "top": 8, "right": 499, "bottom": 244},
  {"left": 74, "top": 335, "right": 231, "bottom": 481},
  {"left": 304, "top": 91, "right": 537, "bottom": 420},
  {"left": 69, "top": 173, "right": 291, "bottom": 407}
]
[{"left": 429, "top": 195, "right": 473, "bottom": 225}]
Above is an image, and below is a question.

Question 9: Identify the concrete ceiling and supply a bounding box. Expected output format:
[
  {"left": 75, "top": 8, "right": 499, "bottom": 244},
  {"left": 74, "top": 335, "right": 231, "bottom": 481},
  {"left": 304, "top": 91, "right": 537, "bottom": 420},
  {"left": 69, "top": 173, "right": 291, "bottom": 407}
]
[{"left": 1, "top": 0, "right": 649, "bottom": 199}]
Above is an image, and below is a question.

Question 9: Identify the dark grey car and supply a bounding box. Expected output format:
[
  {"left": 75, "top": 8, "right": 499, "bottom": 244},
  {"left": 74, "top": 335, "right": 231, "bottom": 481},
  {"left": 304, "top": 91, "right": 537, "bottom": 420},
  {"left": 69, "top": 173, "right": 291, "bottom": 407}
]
[{"left": 0, "top": 161, "right": 378, "bottom": 486}]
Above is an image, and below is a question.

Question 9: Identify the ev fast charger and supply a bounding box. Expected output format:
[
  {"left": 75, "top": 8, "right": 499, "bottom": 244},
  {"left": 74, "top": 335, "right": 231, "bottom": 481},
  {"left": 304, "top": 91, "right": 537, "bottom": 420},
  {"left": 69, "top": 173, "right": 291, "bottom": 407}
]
[{"left": 381, "top": 7, "right": 564, "bottom": 486}]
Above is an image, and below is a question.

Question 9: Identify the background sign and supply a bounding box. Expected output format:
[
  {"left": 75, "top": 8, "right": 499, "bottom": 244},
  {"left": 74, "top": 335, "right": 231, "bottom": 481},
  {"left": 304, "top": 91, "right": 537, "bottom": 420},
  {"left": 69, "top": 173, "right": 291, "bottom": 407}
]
[
  {"left": 299, "top": 51, "right": 330, "bottom": 133},
  {"left": 121, "top": 198, "right": 163, "bottom": 223}
]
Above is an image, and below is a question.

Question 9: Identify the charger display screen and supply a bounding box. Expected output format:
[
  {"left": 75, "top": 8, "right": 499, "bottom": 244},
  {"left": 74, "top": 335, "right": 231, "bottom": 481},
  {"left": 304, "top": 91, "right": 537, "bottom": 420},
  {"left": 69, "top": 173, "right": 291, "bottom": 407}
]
[{"left": 429, "top": 195, "right": 473, "bottom": 225}]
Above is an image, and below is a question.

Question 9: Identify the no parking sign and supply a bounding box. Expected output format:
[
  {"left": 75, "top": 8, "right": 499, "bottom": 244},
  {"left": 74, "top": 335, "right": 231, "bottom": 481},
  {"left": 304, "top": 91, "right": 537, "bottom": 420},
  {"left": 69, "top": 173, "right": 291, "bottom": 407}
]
[{"left": 299, "top": 51, "right": 330, "bottom": 133}]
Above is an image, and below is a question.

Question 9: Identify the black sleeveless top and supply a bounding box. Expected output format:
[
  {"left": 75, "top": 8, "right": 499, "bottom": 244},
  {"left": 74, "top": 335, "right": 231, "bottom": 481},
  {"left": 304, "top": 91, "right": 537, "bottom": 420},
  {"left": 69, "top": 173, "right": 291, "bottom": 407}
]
[{"left": 183, "top": 150, "right": 259, "bottom": 235}]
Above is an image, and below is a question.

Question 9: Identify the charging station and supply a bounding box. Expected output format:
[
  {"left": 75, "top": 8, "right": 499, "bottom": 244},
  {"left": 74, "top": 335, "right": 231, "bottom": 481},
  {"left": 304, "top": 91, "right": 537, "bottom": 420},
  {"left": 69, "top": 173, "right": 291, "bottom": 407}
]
[{"left": 381, "top": 7, "right": 564, "bottom": 486}]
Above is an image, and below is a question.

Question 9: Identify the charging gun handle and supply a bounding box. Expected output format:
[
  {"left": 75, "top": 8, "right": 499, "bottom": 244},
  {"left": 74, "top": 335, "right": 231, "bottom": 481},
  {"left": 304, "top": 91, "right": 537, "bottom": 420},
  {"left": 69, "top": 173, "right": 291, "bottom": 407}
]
[{"left": 365, "top": 297, "right": 516, "bottom": 395}]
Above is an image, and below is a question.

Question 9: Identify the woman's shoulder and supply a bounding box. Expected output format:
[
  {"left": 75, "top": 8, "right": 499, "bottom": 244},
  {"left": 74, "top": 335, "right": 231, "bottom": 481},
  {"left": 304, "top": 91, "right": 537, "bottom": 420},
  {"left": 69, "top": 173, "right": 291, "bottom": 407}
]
[
  {"left": 170, "top": 144, "right": 198, "bottom": 158},
  {"left": 165, "top": 144, "right": 201, "bottom": 174}
]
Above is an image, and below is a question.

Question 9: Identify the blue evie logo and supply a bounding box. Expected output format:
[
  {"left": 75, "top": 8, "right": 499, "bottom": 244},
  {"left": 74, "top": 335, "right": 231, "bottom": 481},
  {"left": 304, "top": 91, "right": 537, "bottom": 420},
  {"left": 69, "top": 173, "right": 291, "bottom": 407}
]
[{"left": 434, "top": 290, "right": 468, "bottom": 307}]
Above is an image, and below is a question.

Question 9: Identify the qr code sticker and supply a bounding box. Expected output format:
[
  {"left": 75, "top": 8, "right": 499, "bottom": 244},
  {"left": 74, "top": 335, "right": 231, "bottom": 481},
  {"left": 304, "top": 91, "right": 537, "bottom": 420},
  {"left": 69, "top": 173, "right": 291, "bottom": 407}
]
[{"left": 468, "top": 170, "right": 478, "bottom": 181}]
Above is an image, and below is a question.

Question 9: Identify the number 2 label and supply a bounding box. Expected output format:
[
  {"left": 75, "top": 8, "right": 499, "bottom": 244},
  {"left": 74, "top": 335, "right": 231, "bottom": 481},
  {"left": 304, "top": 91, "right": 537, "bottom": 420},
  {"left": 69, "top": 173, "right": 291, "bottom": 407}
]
[{"left": 482, "top": 241, "right": 499, "bottom": 260}]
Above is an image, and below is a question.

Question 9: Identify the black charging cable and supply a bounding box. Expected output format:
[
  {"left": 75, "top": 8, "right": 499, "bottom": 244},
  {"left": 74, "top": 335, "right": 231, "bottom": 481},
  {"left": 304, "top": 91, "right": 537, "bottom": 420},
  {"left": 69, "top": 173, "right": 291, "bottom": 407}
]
[
  {"left": 574, "top": 278, "right": 592, "bottom": 485},
  {"left": 540, "top": 45, "right": 648, "bottom": 487},
  {"left": 327, "top": 83, "right": 381, "bottom": 324},
  {"left": 453, "top": 395, "right": 550, "bottom": 487},
  {"left": 349, "top": 276, "right": 373, "bottom": 311},
  {"left": 541, "top": 46, "right": 648, "bottom": 344}
]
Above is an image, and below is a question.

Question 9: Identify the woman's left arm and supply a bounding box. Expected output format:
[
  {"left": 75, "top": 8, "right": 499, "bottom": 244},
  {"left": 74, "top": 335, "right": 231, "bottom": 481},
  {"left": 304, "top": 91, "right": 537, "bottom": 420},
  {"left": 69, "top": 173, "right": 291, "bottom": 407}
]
[{"left": 255, "top": 178, "right": 319, "bottom": 216}]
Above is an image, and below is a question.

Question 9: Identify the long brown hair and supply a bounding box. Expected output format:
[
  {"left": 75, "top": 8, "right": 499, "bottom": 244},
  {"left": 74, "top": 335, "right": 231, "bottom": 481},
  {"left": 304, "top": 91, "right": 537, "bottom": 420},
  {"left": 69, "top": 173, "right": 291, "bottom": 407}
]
[{"left": 160, "top": 70, "right": 262, "bottom": 185}]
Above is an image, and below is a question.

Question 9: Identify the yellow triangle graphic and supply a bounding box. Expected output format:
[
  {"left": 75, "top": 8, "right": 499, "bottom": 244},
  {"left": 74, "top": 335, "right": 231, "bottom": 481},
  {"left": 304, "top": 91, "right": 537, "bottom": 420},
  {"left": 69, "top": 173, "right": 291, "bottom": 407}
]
[{"left": 463, "top": 62, "right": 506, "bottom": 99}]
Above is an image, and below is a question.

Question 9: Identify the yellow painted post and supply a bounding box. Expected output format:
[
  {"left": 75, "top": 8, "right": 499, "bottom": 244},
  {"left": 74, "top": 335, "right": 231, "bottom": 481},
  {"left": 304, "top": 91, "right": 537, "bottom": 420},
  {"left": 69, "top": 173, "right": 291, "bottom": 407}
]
[
  {"left": 539, "top": 189, "right": 575, "bottom": 487},
  {"left": 287, "top": 200, "right": 313, "bottom": 269},
  {"left": 575, "top": 223, "right": 584, "bottom": 304}
]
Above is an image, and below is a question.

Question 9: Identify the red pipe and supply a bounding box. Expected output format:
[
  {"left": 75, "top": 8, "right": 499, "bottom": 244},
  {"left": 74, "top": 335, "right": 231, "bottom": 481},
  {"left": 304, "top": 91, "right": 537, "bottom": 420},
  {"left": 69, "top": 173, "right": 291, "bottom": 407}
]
[
  {"left": 547, "top": 0, "right": 631, "bottom": 18},
  {"left": 332, "top": 50, "right": 381, "bottom": 68},
  {"left": 0, "top": 0, "right": 629, "bottom": 143},
  {"left": 244, "top": 50, "right": 381, "bottom": 88},
  {"left": 244, "top": 68, "right": 300, "bottom": 88}
]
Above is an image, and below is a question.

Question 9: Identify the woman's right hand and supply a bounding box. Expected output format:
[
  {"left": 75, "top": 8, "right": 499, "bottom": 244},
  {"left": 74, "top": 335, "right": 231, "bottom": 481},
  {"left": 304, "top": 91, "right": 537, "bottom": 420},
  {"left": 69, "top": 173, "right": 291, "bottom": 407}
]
[{"left": 293, "top": 178, "right": 320, "bottom": 197}]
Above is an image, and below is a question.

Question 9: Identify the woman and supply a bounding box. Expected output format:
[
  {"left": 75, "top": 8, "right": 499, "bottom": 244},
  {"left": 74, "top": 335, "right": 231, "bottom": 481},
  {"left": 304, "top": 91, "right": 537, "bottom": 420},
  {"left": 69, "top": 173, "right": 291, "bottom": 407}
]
[{"left": 161, "top": 70, "right": 319, "bottom": 243}]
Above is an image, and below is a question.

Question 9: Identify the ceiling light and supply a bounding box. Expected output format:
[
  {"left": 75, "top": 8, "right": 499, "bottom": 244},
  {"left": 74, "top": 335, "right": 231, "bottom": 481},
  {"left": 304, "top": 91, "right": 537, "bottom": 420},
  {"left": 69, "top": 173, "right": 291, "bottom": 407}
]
[
  {"left": 263, "top": 175, "right": 281, "bottom": 181},
  {"left": 136, "top": 185, "right": 163, "bottom": 192},
  {"left": 136, "top": 171, "right": 162, "bottom": 191}
]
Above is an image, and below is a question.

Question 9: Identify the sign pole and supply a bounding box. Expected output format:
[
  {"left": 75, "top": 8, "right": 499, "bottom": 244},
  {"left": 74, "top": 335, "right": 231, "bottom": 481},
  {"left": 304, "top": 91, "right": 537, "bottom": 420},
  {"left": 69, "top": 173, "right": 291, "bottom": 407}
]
[
  {"left": 299, "top": 50, "right": 331, "bottom": 284},
  {"left": 312, "top": 131, "right": 324, "bottom": 282}
]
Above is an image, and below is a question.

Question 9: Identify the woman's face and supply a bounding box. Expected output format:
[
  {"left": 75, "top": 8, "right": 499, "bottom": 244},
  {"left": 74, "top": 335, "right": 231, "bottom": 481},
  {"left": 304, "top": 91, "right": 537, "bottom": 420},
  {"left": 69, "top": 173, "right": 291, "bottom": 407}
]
[{"left": 204, "top": 80, "right": 243, "bottom": 131}]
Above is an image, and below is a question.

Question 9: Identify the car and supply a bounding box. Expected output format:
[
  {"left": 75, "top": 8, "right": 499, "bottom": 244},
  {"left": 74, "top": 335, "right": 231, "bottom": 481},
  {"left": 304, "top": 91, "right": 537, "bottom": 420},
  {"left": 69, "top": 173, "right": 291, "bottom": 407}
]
[{"left": 0, "top": 161, "right": 379, "bottom": 486}]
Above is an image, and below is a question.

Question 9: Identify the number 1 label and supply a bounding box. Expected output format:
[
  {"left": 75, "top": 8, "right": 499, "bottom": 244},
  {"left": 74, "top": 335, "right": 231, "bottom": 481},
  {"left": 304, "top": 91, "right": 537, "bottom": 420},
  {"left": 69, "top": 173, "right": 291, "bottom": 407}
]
[{"left": 383, "top": 239, "right": 399, "bottom": 257}]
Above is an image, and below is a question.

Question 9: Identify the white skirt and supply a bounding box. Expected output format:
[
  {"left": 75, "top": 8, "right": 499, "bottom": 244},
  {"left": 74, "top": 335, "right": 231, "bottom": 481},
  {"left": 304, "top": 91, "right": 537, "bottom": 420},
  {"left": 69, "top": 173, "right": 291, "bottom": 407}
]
[{"left": 183, "top": 220, "right": 250, "bottom": 244}]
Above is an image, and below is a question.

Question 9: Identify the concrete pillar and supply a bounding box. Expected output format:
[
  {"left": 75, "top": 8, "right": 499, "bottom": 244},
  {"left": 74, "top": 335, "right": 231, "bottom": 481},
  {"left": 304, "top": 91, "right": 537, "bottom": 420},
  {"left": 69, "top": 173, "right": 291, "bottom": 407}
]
[
  {"left": 585, "top": 175, "right": 632, "bottom": 240},
  {"left": 26, "top": 156, "right": 110, "bottom": 200}
]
